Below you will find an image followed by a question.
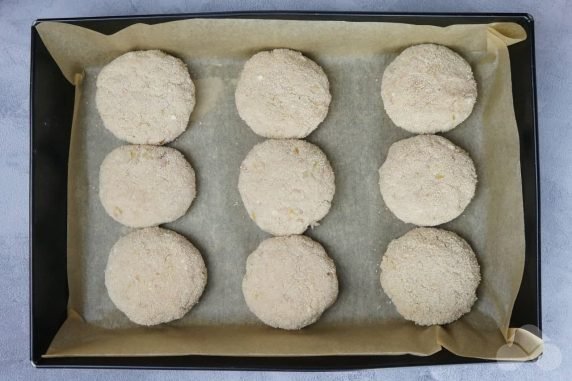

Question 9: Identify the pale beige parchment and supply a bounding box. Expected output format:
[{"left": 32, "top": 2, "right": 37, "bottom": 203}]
[{"left": 35, "top": 18, "right": 542, "bottom": 360}]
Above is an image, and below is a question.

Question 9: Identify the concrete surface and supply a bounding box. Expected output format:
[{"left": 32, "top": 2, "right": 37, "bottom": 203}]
[{"left": 1, "top": 0, "right": 570, "bottom": 380}]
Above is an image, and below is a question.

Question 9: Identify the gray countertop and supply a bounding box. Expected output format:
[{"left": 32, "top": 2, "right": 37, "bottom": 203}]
[{"left": 1, "top": 0, "right": 570, "bottom": 380}]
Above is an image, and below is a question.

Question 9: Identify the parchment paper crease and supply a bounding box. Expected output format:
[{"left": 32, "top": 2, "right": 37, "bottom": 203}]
[{"left": 36, "top": 18, "right": 542, "bottom": 360}]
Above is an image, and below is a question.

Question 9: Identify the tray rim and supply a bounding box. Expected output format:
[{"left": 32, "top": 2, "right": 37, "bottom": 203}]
[{"left": 29, "top": 10, "right": 540, "bottom": 371}]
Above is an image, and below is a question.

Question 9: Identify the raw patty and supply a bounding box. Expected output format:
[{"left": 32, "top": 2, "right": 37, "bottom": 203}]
[
  {"left": 105, "top": 227, "right": 207, "bottom": 326},
  {"left": 380, "top": 227, "right": 481, "bottom": 326},
  {"left": 242, "top": 235, "right": 338, "bottom": 330},
  {"left": 381, "top": 44, "right": 477, "bottom": 134},
  {"left": 379, "top": 134, "right": 477, "bottom": 226},
  {"left": 235, "top": 49, "right": 331, "bottom": 138},
  {"left": 238, "top": 139, "right": 335, "bottom": 235},
  {"left": 96, "top": 50, "right": 195, "bottom": 144},
  {"left": 99, "top": 145, "right": 196, "bottom": 228}
]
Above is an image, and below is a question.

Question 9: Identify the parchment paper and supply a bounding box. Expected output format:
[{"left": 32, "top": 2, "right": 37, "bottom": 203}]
[{"left": 36, "top": 18, "right": 542, "bottom": 360}]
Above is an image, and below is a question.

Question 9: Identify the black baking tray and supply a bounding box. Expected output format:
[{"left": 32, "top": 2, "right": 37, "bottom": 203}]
[{"left": 30, "top": 11, "right": 540, "bottom": 370}]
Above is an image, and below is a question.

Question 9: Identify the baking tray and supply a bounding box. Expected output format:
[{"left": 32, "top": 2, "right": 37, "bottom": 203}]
[{"left": 30, "top": 11, "right": 540, "bottom": 370}]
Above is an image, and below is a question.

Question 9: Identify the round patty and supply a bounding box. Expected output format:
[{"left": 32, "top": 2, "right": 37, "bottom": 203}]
[
  {"left": 380, "top": 227, "right": 481, "bottom": 326},
  {"left": 235, "top": 49, "right": 331, "bottom": 138},
  {"left": 238, "top": 139, "right": 335, "bottom": 236},
  {"left": 99, "top": 145, "right": 196, "bottom": 228},
  {"left": 242, "top": 235, "right": 338, "bottom": 329},
  {"left": 379, "top": 135, "right": 477, "bottom": 226},
  {"left": 105, "top": 227, "right": 207, "bottom": 326},
  {"left": 96, "top": 50, "right": 195, "bottom": 144},
  {"left": 381, "top": 44, "right": 477, "bottom": 133}
]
